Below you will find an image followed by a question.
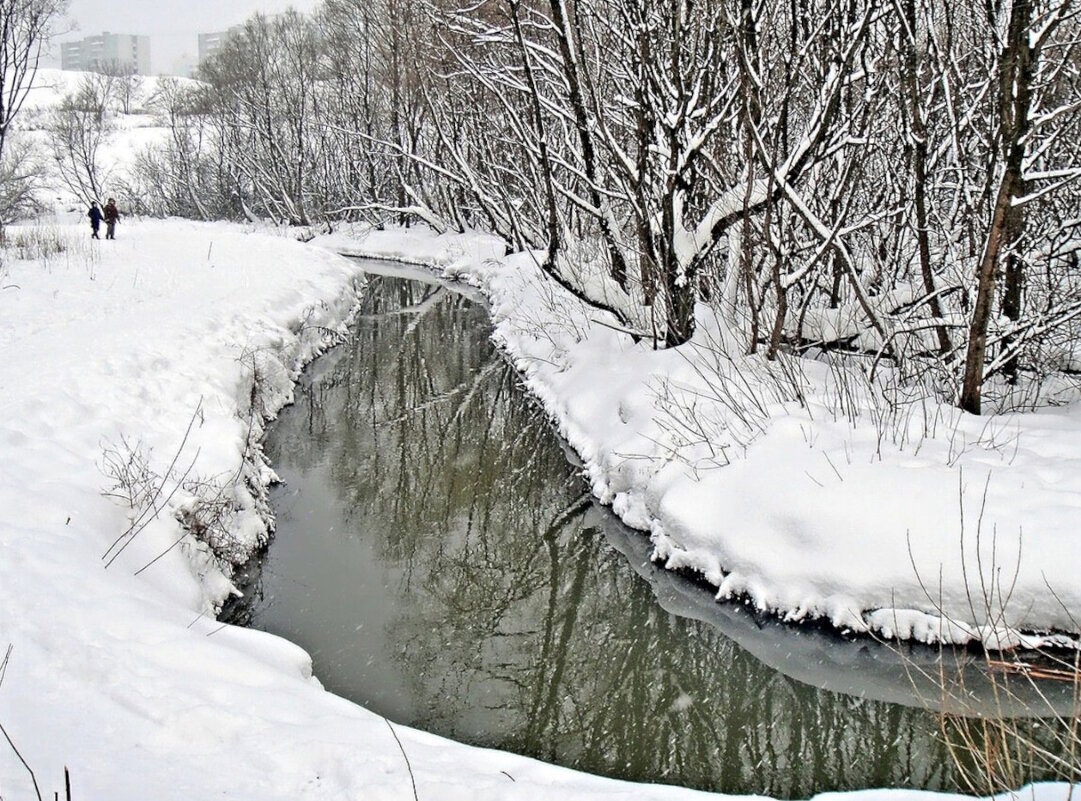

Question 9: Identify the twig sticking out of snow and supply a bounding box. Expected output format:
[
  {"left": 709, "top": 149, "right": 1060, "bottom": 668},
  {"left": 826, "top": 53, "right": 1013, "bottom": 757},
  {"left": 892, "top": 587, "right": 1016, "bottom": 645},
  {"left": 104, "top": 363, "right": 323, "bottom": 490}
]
[
  {"left": 0, "top": 645, "right": 46, "bottom": 801},
  {"left": 100, "top": 400, "right": 204, "bottom": 569},
  {"left": 383, "top": 717, "right": 419, "bottom": 801}
]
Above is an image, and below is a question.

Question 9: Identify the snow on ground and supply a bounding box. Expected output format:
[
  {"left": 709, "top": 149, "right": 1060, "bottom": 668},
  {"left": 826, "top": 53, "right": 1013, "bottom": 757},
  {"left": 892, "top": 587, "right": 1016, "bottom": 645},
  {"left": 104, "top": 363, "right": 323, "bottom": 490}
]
[
  {"left": 322, "top": 225, "right": 1081, "bottom": 651},
  {"left": 0, "top": 66, "right": 1077, "bottom": 800},
  {"left": 0, "top": 213, "right": 1075, "bottom": 800},
  {"left": 18, "top": 68, "right": 188, "bottom": 114},
  {"left": 0, "top": 216, "right": 742, "bottom": 800}
]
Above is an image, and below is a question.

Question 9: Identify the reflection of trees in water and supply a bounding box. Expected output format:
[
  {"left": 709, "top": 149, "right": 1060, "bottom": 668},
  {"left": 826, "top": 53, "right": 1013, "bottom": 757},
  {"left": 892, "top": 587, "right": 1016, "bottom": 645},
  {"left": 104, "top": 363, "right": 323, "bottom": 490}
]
[
  {"left": 413, "top": 518, "right": 956, "bottom": 796},
  {"left": 265, "top": 275, "right": 958, "bottom": 796}
]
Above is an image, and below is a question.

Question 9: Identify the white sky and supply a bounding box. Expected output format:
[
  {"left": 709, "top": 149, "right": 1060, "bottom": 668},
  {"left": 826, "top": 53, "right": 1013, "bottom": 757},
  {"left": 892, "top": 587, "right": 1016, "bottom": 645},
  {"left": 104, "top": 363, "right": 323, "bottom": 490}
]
[{"left": 48, "top": 0, "right": 319, "bottom": 75}]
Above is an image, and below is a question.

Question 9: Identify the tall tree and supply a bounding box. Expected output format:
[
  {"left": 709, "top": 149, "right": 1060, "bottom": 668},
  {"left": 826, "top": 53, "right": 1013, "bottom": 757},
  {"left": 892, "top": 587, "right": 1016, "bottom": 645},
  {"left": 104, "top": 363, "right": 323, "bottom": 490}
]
[
  {"left": 0, "top": 0, "right": 66, "bottom": 163},
  {"left": 0, "top": 0, "right": 67, "bottom": 230},
  {"left": 959, "top": 0, "right": 1074, "bottom": 413}
]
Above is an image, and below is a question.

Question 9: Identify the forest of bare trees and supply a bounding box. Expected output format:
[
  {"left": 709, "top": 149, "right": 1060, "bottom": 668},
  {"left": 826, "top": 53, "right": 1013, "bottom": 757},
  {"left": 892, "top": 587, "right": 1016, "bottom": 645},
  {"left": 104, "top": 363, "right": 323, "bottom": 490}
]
[{"left": 63, "top": 0, "right": 1081, "bottom": 414}]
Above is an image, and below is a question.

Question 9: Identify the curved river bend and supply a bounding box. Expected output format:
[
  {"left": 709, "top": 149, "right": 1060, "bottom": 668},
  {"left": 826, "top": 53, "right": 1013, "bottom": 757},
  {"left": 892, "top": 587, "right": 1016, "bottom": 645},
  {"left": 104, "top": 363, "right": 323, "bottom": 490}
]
[{"left": 226, "top": 264, "right": 1064, "bottom": 797}]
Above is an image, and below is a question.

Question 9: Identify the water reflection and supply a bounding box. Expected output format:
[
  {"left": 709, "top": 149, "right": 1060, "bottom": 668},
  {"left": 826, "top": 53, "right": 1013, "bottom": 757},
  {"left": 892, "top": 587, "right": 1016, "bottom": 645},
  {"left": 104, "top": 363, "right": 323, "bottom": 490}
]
[{"left": 229, "top": 269, "right": 1057, "bottom": 796}]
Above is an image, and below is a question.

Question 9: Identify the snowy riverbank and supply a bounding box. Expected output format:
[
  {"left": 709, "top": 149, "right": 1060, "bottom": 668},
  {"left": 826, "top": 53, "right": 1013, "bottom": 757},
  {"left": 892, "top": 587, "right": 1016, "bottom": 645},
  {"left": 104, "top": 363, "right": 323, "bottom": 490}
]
[
  {"left": 0, "top": 216, "right": 1076, "bottom": 799},
  {"left": 0, "top": 217, "right": 708, "bottom": 799},
  {"left": 321, "top": 224, "right": 1081, "bottom": 651}
]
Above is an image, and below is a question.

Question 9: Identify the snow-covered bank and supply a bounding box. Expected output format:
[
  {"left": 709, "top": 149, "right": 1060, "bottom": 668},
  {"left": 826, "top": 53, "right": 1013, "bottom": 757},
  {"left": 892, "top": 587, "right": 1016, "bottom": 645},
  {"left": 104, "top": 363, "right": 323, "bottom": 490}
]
[
  {"left": 321, "top": 225, "right": 1081, "bottom": 651},
  {"left": 0, "top": 217, "right": 727, "bottom": 799},
  {"left": 0, "top": 216, "right": 1075, "bottom": 799}
]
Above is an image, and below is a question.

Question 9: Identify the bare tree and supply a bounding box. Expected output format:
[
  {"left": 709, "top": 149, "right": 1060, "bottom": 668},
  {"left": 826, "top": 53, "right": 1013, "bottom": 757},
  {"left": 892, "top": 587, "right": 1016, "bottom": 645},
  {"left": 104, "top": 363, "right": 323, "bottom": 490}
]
[
  {"left": 198, "top": 11, "right": 326, "bottom": 225},
  {"left": 0, "top": 0, "right": 68, "bottom": 231},
  {"left": 129, "top": 77, "right": 223, "bottom": 219},
  {"left": 100, "top": 60, "right": 143, "bottom": 115},
  {"left": 125, "top": 0, "right": 1081, "bottom": 418},
  {"left": 0, "top": 137, "right": 41, "bottom": 226},
  {"left": 429, "top": 0, "right": 889, "bottom": 348},
  {"left": 48, "top": 75, "right": 114, "bottom": 205},
  {"left": 960, "top": 0, "right": 1080, "bottom": 413},
  {"left": 0, "top": 0, "right": 66, "bottom": 161}
]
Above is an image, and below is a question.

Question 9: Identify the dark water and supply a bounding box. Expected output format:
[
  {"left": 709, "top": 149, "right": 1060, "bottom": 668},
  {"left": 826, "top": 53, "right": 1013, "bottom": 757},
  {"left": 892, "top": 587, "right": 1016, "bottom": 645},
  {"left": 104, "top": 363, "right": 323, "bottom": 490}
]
[{"left": 227, "top": 265, "right": 1067, "bottom": 797}]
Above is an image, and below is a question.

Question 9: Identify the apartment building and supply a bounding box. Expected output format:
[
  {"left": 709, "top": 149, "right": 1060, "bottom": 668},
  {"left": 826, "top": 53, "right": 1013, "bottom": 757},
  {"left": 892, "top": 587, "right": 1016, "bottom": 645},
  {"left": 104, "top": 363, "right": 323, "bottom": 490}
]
[
  {"left": 197, "top": 25, "right": 244, "bottom": 65},
  {"left": 60, "top": 32, "right": 151, "bottom": 75}
]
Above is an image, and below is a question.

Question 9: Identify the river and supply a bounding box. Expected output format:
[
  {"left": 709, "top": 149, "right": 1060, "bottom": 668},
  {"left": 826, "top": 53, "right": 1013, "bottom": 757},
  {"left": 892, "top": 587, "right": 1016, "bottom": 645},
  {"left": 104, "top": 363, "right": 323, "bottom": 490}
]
[{"left": 225, "top": 263, "right": 1066, "bottom": 797}]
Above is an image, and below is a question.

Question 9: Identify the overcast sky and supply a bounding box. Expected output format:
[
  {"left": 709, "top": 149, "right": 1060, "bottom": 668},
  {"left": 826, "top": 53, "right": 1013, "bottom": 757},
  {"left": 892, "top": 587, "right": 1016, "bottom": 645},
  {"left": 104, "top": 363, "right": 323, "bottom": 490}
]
[{"left": 48, "top": 0, "right": 319, "bottom": 75}]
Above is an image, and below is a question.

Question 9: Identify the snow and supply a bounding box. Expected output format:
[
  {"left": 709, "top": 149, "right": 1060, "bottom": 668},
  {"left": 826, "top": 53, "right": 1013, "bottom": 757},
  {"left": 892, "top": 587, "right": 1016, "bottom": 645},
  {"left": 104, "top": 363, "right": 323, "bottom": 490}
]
[
  {"left": 17, "top": 69, "right": 192, "bottom": 114},
  {"left": 0, "top": 67, "right": 1077, "bottom": 801},
  {"left": 329, "top": 225, "right": 1081, "bottom": 652},
  {"left": 0, "top": 216, "right": 1074, "bottom": 801},
  {"left": 0, "top": 215, "right": 744, "bottom": 800},
  {"left": 12, "top": 69, "right": 193, "bottom": 212}
]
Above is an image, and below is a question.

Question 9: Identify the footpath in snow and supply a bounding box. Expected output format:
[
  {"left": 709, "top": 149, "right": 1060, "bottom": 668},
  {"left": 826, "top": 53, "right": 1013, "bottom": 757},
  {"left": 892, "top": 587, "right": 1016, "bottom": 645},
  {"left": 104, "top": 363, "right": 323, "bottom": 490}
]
[{"left": 0, "top": 216, "right": 1075, "bottom": 800}]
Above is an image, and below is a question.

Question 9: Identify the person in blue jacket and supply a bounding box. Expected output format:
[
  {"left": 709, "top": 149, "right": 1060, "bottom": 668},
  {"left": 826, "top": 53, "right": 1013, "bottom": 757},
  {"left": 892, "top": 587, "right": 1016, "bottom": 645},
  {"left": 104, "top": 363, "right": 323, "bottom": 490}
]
[{"left": 88, "top": 201, "right": 102, "bottom": 239}]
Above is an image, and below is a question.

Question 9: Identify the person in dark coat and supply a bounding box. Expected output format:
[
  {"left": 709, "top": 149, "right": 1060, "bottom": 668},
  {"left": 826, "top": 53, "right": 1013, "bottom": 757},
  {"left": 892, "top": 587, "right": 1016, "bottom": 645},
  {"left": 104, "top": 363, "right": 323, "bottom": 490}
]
[
  {"left": 88, "top": 201, "right": 102, "bottom": 239},
  {"left": 103, "top": 198, "right": 120, "bottom": 240}
]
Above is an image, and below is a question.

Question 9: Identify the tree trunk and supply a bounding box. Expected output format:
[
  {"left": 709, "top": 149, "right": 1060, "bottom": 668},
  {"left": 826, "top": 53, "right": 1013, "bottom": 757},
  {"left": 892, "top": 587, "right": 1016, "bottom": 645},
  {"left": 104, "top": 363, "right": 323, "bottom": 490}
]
[
  {"left": 547, "top": 0, "right": 628, "bottom": 290},
  {"left": 959, "top": 0, "right": 1033, "bottom": 414},
  {"left": 900, "top": 0, "right": 950, "bottom": 355},
  {"left": 663, "top": 253, "right": 696, "bottom": 347},
  {"left": 999, "top": 194, "right": 1026, "bottom": 382}
]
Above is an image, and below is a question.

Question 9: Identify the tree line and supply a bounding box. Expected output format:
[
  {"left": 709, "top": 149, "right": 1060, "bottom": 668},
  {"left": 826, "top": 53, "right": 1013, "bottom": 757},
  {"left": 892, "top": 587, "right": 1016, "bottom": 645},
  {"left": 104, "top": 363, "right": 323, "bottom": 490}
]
[{"left": 6, "top": 0, "right": 1081, "bottom": 415}]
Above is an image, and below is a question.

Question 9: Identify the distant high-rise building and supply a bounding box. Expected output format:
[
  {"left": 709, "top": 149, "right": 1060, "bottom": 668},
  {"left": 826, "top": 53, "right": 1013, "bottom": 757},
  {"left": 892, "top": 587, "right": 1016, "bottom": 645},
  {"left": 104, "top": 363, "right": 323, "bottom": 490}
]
[
  {"left": 197, "top": 26, "right": 244, "bottom": 66},
  {"left": 169, "top": 54, "right": 197, "bottom": 79},
  {"left": 60, "top": 32, "right": 151, "bottom": 75}
]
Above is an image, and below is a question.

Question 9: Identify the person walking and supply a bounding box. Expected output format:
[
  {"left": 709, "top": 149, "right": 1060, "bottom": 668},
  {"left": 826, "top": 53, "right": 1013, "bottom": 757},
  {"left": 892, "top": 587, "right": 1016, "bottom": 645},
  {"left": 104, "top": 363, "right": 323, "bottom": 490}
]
[
  {"left": 103, "top": 198, "right": 120, "bottom": 240},
  {"left": 88, "top": 201, "right": 102, "bottom": 239}
]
